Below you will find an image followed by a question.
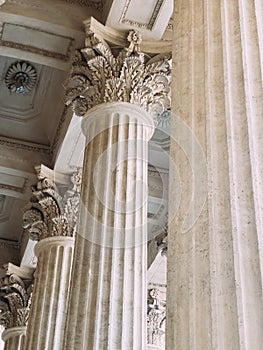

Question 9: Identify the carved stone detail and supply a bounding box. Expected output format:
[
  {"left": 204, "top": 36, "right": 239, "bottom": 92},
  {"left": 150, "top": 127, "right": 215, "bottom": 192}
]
[
  {"left": 22, "top": 168, "right": 82, "bottom": 241},
  {"left": 0, "top": 274, "right": 33, "bottom": 329},
  {"left": 120, "top": 0, "right": 164, "bottom": 30},
  {"left": 5, "top": 61, "right": 37, "bottom": 94},
  {"left": 65, "top": 0, "right": 103, "bottom": 10},
  {"left": 156, "top": 109, "right": 171, "bottom": 129},
  {"left": 62, "top": 169, "right": 82, "bottom": 234},
  {"left": 65, "top": 29, "right": 171, "bottom": 119},
  {"left": 155, "top": 225, "right": 168, "bottom": 257},
  {"left": 147, "top": 288, "right": 166, "bottom": 348}
]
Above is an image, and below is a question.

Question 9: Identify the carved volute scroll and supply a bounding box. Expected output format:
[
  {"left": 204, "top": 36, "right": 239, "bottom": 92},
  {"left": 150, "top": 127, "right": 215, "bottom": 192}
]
[
  {"left": 65, "top": 25, "right": 172, "bottom": 119},
  {"left": 22, "top": 167, "right": 82, "bottom": 241},
  {"left": 0, "top": 274, "right": 33, "bottom": 329}
]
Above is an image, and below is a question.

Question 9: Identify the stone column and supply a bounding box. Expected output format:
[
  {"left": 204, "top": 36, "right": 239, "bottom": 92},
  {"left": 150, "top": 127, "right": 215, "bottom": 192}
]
[
  {"left": 0, "top": 272, "right": 32, "bottom": 350},
  {"left": 23, "top": 167, "right": 81, "bottom": 350},
  {"left": 167, "top": 0, "right": 263, "bottom": 349},
  {"left": 65, "top": 102, "right": 154, "bottom": 350},
  {"left": 64, "top": 27, "right": 171, "bottom": 350},
  {"left": 2, "top": 327, "right": 26, "bottom": 350}
]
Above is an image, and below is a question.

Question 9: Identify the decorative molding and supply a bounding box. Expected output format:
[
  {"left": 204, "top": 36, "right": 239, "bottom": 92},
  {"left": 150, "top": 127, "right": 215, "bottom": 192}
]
[
  {"left": 65, "top": 0, "right": 103, "bottom": 10},
  {"left": 0, "top": 137, "right": 51, "bottom": 154},
  {"left": 148, "top": 282, "right": 167, "bottom": 289},
  {"left": 0, "top": 22, "right": 74, "bottom": 62},
  {"left": 65, "top": 28, "right": 171, "bottom": 120},
  {"left": 50, "top": 106, "right": 70, "bottom": 156},
  {"left": 0, "top": 273, "right": 33, "bottom": 329},
  {"left": 148, "top": 166, "right": 169, "bottom": 177},
  {"left": 5, "top": 61, "right": 37, "bottom": 94},
  {"left": 0, "top": 182, "right": 27, "bottom": 194},
  {"left": 120, "top": 0, "right": 164, "bottom": 30},
  {"left": 0, "top": 40, "right": 71, "bottom": 62},
  {"left": 84, "top": 17, "right": 172, "bottom": 54},
  {"left": 147, "top": 288, "right": 166, "bottom": 348},
  {"left": 0, "top": 240, "right": 19, "bottom": 250},
  {"left": 22, "top": 166, "right": 82, "bottom": 241}
]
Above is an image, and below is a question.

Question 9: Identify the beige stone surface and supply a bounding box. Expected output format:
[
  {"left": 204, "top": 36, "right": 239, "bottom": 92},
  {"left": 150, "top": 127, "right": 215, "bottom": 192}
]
[
  {"left": 25, "top": 237, "right": 74, "bottom": 350},
  {"left": 167, "top": 0, "right": 263, "bottom": 349},
  {"left": 64, "top": 102, "right": 154, "bottom": 349},
  {"left": 2, "top": 327, "right": 26, "bottom": 350}
]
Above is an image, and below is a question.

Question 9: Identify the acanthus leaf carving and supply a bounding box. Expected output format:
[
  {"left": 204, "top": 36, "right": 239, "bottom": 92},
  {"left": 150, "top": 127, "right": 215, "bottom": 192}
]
[
  {"left": 65, "top": 29, "right": 171, "bottom": 120},
  {"left": 22, "top": 168, "right": 82, "bottom": 241},
  {"left": 0, "top": 274, "right": 33, "bottom": 329},
  {"left": 147, "top": 288, "right": 166, "bottom": 348}
]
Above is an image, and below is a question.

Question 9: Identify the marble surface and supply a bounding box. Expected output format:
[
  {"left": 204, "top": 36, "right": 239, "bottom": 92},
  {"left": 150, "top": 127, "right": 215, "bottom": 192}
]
[
  {"left": 167, "top": 0, "right": 263, "bottom": 349},
  {"left": 64, "top": 102, "right": 154, "bottom": 349},
  {"left": 25, "top": 237, "right": 74, "bottom": 350}
]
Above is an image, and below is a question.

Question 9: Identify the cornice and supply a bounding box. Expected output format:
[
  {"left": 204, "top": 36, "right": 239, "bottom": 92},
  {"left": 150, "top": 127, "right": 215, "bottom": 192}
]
[
  {"left": 84, "top": 17, "right": 172, "bottom": 54},
  {"left": 0, "top": 239, "right": 20, "bottom": 250},
  {"left": 0, "top": 137, "right": 51, "bottom": 154}
]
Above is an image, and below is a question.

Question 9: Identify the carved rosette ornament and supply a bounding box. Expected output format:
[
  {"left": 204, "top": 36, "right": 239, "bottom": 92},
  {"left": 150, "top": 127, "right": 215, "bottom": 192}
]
[
  {"left": 22, "top": 168, "right": 82, "bottom": 241},
  {"left": 65, "top": 29, "right": 171, "bottom": 119},
  {"left": 147, "top": 288, "right": 166, "bottom": 348},
  {"left": 5, "top": 61, "right": 37, "bottom": 94},
  {"left": 0, "top": 274, "right": 33, "bottom": 329}
]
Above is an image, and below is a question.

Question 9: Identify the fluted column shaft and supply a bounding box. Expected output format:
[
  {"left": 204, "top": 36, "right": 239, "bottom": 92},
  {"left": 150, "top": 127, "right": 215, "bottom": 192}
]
[
  {"left": 2, "top": 327, "right": 26, "bottom": 350},
  {"left": 25, "top": 237, "right": 74, "bottom": 350},
  {"left": 65, "top": 102, "right": 154, "bottom": 350},
  {"left": 167, "top": 0, "right": 263, "bottom": 349}
]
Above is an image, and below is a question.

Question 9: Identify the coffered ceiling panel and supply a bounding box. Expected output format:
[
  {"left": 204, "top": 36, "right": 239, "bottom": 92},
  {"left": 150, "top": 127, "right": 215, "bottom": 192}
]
[
  {"left": 0, "top": 55, "right": 67, "bottom": 146},
  {"left": 0, "top": 165, "right": 37, "bottom": 242},
  {"left": 0, "top": 195, "right": 12, "bottom": 223},
  {"left": 1, "top": 22, "right": 73, "bottom": 58},
  {"left": 0, "top": 196, "right": 26, "bottom": 241},
  {"left": 106, "top": 0, "right": 173, "bottom": 39}
]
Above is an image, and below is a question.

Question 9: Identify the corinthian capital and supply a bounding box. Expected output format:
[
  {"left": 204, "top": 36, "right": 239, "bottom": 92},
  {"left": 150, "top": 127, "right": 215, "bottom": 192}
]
[
  {"left": 0, "top": 273, "right": 33, "bottom": 329},
  {"left": 65, "top": 23, "right": 171, "bottom": 119},
  {"left": 22, "top": 165, "right": 82, "bottom": 241}
]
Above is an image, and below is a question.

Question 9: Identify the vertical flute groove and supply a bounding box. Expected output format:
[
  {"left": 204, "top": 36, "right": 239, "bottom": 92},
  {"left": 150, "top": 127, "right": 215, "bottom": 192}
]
[
  {"left": 64, "top": 102, "right": 154, "bottom": 350},
  {"left": 25, "top": 238, "right": 74, "bottom": 350}
]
